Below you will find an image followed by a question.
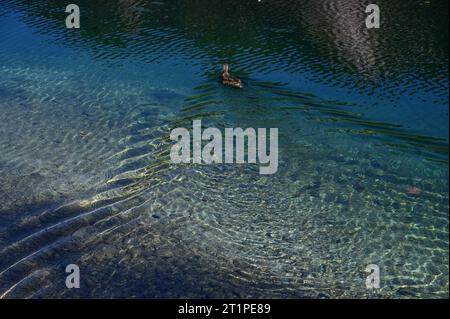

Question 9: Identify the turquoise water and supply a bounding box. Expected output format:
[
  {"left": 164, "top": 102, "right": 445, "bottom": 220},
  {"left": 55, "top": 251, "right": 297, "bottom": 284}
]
[{"left": 0, "top": 0, "right": 448, "bottom": 298}]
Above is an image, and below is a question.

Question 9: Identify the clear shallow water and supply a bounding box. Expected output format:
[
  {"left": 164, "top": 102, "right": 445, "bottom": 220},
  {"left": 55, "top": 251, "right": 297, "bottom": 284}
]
[{"left": 0, "top": 0, "right": 448, "bottom": 298}]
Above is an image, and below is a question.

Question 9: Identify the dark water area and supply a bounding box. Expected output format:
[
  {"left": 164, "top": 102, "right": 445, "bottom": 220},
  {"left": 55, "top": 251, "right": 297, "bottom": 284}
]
[{"left": 0, "top": 0, "right": 448, "bottom": 298}]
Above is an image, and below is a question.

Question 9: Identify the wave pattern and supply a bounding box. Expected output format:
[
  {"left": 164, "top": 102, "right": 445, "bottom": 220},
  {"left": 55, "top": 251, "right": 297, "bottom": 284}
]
[{"left": 0, "top": 0, "right": 448, "bottom": 298}]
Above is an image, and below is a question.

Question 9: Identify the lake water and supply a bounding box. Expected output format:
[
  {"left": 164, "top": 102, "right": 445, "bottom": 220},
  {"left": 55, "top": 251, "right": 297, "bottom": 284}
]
[{"left": 0, "top": 0, "right": 448, "bottom": 298}]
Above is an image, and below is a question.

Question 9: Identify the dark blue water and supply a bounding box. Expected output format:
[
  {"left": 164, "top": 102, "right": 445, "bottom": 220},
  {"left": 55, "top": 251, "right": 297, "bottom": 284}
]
[{"left": 0, "top": 0, "right": 448, "bottom": 298}]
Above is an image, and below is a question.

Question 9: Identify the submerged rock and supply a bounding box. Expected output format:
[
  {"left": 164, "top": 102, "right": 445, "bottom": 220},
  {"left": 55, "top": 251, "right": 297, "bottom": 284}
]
[
  {"left": 72, "top": 226, "right": 95, "bottom": 240},
  {"left": 157, "top": 247, "right": 174, "bottom": 258}
]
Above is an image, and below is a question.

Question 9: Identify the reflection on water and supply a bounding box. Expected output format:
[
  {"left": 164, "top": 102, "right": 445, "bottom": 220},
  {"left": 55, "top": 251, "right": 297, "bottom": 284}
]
[{"left": 0, "top": 0, "right": 448, "bottom": 298}]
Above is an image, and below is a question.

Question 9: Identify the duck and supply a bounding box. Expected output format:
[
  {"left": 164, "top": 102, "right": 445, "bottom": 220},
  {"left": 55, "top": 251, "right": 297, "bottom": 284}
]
[{"left": 222, "top": 63, "right": 243, "bottom": 88}]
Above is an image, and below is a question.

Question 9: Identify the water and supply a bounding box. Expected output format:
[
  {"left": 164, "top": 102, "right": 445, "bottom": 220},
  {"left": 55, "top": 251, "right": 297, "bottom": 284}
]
[{"left": 0, "top": 0, "right": 448, "bottom": 298}]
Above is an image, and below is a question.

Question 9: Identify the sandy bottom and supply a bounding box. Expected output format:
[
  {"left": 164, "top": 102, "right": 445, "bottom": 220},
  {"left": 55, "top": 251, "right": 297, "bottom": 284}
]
[{"left": 0, "top": 64, "right": 448, "bottom": 299}]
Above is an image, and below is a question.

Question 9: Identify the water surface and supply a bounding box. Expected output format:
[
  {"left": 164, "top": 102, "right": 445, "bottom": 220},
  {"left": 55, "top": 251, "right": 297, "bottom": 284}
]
[{"left": 0, "top": 0, "right": 448, "bottom": 298}]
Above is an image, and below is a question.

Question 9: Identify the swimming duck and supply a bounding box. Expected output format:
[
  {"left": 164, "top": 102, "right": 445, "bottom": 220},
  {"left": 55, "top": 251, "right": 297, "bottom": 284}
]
[{"left": 222, "top": 63, "right": 243, "bottom": 88}]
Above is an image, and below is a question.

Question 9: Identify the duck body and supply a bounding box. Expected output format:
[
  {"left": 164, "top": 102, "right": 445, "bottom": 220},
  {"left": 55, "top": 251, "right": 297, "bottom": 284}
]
[{"left": 222, "top": 63, "right": 243, "bottom": 88}]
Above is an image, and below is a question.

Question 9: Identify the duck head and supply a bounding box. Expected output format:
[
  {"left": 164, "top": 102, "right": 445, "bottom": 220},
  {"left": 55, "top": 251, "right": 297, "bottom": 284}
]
[{"left": 223, "top": 63, "right": 230, "bottom": 76}]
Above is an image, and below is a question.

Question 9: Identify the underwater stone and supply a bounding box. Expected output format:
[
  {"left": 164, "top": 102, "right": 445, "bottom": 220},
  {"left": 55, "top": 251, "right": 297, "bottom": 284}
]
[
  {"left": 72, "top": 226, "right": 95, "bottom": 239},
  {"left": 157, "top": 248, "right": 174, "bottom": 258}
]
